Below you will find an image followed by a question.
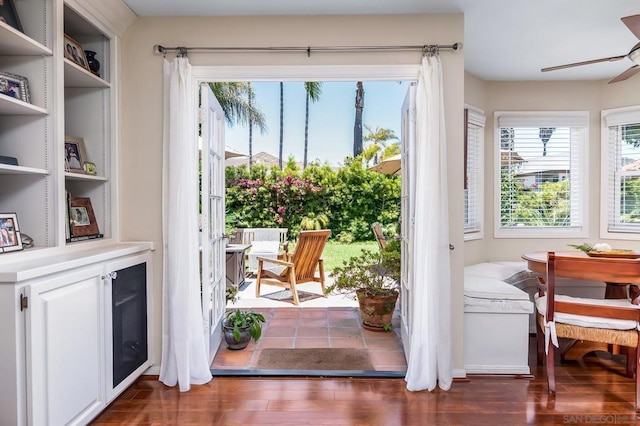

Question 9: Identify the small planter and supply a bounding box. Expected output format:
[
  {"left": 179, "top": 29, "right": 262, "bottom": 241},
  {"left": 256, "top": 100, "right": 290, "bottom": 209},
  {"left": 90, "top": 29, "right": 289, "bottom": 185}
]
[
  {"left": 222, "top": 324, "right": 252, "bottom": 350},
  {"left": 356, "top": 289, "right": 399, "bottom": 332}
]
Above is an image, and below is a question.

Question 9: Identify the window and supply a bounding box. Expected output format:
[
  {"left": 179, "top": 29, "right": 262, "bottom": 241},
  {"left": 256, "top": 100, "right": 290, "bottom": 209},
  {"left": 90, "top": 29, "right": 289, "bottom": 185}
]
[
  {"left": 602, "top": 106, "right": 640, "bottom": 237},
  {"left": 464, "top": 106, "right": 484, "bottom": 239},
  {"left": 495, "top": 111, "right": 588, "bottom": 238}
]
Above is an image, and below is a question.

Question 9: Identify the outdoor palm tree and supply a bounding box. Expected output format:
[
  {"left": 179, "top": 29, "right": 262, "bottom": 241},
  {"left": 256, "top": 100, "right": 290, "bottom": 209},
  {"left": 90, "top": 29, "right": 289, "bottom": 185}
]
[
  {"left": 303, "top": 82, "right": 323, "bottom": 168},
  {"left": 353, "top": 81, "right": 365, "bottom": 157},
  {"left": 248, "top": 83, "right": 254, "bottom": 168},
  {"left": 363, "top": 125, "right": 398, "bottom": 164},
  {"left": 207, "top": 82, "right": 267, "bottom": 133},
  {"left": 279, "top": 82, "right": 284, "bottom": 169}
]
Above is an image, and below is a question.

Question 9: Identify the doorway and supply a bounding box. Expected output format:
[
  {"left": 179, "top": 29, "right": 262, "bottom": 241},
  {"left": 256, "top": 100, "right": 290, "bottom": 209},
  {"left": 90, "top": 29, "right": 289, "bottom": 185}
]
[{"left": 194, "top": 65, "right": 420, "bottom": 375}]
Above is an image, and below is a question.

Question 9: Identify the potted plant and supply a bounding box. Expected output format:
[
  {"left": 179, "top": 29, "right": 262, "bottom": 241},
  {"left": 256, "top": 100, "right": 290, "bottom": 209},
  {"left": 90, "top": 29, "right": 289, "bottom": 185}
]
[
  {"left": 327, "top": 245, "right": 401, "bottom": 331},
  {"left": 222, "top": 309, "right": 266, "bottom": 350}
]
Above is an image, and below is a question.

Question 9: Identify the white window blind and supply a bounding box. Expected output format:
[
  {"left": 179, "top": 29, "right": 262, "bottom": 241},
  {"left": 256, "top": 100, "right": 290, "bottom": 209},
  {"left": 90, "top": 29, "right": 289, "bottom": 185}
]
[
  {"left": 465, "top": 107, "right": 484, "bottom": 237},
  {"left": 603, "top": 107, "right": 640, "bottom": 234},
  {"left": 496, "top": 112, "right": 588, "bottom": 236}
]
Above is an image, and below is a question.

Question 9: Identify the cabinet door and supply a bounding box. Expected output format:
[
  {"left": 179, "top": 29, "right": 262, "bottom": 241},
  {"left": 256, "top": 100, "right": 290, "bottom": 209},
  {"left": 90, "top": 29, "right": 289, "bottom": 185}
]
[
  {"left": 104, "top": 252, "right": 152, "bottom": 403},
  {"left": 26, "top": 265, "right": 105, "bottom": 426}
]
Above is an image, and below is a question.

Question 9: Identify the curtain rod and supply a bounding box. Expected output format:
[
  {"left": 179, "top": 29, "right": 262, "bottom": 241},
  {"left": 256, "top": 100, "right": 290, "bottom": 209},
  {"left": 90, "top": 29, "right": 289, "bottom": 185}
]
[{"left": 153, "top": 43, "right": 460, "bottom": 57}]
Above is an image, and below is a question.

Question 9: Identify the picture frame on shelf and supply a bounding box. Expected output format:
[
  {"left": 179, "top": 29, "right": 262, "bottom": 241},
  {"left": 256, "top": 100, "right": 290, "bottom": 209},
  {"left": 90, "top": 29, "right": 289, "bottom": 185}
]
[
  {"left": 65, "top": 135, "right": 88, "bottom": 173},
  {"left": 0, "top": 71, "right": 31, "bottom": 103},
  {"left": 0, "top": 0, "right": 23, "bottom": 33},
  {"left": 0, "top": 213, "right": 23, "bottom": 253},
  {"left": 68, "top": 197, "right": 100, "bottom": 238},
  {"left": 83, "top": 161, "right": 97, "bottom": 175},
  {"left": 63, "top": 34, "right": 90, "bottom": 71}
]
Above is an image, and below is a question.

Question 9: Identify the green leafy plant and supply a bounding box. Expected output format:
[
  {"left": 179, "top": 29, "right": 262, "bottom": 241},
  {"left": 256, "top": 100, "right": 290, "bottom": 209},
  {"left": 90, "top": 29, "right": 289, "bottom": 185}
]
[
  {"left": 327, "top": 249, "right": 399, "bottom": 298},
  {"left": 567, "top": 242, "right": 593, "bottom": 253},
  {"left": 300, "top": 212, "right": 329, "bottom": 230},
  {"left": 222, "top": 309, "right": 265, "bottom": 343}
]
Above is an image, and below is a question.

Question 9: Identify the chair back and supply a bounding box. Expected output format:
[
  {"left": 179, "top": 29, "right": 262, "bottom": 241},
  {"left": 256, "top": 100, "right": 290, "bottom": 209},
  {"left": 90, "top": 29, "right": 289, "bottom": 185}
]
[
  {"left": 290, "top": 230, "right": 331, "bottom": 280},
  {"left": 372, "top": 223, "right": 387, "bottom": 250},
  {"left": 545, "top": 252, "right": 640, "bottom": 323}
]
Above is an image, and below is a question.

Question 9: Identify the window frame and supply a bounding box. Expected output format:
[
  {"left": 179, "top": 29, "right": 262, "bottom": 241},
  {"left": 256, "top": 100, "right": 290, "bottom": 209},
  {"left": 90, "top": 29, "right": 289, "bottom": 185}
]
[
  {"left": 494, "top": 111, "right": 589, "bottom": 239},
  {"left": 464, "top": 105, "right": 485, "bottom": 241},
  {"left": 600, "top": 105, "right": 640, "bottom": 240}
]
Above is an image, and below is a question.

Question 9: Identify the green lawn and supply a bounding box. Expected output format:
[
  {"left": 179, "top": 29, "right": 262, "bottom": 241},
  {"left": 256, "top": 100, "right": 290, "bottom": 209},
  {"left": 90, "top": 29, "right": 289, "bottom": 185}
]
[{"left": 322, "top": 241, "right": 378, "bottom": 271}]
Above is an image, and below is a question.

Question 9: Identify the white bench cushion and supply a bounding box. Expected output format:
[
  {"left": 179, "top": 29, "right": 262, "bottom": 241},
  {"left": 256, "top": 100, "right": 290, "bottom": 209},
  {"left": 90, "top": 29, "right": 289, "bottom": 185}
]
[
  {"left": 535, "top": 294, "right": 640, "bottom": 330},
  {"left": 464, "top": 275, "right": 531, "bottom": 301},
  {"left": 465, "top": 262, "right": 534, "bottom": 286}
]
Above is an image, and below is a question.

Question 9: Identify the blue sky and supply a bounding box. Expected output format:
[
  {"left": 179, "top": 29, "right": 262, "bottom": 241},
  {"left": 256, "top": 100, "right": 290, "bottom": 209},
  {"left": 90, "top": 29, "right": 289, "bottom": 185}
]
[{"left": 225, "top": 81, "right": 411, "bottom": 167}]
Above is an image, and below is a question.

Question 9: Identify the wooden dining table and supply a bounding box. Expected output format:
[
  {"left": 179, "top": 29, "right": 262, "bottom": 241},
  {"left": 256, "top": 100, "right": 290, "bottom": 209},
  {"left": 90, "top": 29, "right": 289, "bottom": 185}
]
[{"left": 522, "top": 250, "right": 640, "bottom": 372}]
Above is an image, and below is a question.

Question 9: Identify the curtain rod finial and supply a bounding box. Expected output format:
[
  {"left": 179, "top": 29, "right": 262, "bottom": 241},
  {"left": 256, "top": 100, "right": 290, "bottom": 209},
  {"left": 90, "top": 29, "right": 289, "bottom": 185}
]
[{"left": 153, "top": 44, "right": 165, "bottom": 55}]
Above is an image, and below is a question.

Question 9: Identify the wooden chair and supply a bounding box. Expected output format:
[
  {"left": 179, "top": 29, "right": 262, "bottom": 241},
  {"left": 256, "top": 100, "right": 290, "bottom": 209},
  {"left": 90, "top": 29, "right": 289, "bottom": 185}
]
[
  {"left": 535, "top": 252, "right": 640, "bottom": 413},
  {"left": 255, "top": 230, "right": 331, "bottom": 305},
  {"left": 372, "top": 223, "right": 387, "bottom": 250}
]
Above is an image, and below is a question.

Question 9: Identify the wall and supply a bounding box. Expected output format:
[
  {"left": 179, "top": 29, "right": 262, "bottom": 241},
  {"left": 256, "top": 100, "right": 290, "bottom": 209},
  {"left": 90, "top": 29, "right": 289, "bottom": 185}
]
[
  {"left": 120, "top": 14, "right": 466, "bottom": 372},
  {"left": 463, "top": 76, "right": 640, "bottom": 263}
]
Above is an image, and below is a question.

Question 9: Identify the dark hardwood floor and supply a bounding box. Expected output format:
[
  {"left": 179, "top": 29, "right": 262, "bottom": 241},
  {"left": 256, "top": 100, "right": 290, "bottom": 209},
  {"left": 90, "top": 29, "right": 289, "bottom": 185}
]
[{"left": 92, "top": 337, "right": 640, "bottom": 425}]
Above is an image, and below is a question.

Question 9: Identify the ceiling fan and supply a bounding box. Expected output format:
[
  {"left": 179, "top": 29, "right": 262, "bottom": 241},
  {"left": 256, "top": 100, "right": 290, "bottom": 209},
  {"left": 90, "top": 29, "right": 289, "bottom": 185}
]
[{"left": 542, "top": 14, "right": 640, "bottom": 83}]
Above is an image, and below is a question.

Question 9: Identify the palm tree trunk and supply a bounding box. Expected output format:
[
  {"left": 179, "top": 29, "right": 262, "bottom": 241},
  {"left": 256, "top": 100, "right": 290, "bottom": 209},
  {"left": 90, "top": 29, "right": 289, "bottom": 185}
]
[
  {"left": 304, "top": 91, "right": 310, "bottom": 168},
  {"left": 279, "top": 82, "right": 284, "bottom": 169},
  {"left": 353, "top": 81, "right": 364, "bottom": 157},
  {"left": 248, "top": 84, "right": 254, "bottom": 169}
]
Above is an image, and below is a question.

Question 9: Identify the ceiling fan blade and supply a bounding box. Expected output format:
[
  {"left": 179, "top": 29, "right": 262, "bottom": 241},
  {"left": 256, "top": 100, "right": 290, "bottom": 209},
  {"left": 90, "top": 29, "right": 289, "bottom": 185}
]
[
  {"left": 622, "top": 14, "right": 640, "bottom": 39},
  {"left": 542, "top": 55, "right": 627, "bottom": 72},
  {"left": 608, "top": 65, "right": 640, "bottom": 84}
]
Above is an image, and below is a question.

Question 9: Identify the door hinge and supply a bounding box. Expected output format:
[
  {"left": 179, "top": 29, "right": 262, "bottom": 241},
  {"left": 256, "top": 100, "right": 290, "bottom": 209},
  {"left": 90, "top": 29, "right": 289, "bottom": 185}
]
[
  {"left": 198, "top": 107, "right": 207, "bottom": 124},
  {"left": 20, "top": 294, "right": 28, "bottom": 311}
]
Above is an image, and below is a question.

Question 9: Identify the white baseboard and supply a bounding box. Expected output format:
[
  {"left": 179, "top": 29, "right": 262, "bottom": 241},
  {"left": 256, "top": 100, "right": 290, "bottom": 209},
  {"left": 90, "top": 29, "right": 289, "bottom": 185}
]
[{"left": 464, "top": 364, "right": 531, "bottom": 375}]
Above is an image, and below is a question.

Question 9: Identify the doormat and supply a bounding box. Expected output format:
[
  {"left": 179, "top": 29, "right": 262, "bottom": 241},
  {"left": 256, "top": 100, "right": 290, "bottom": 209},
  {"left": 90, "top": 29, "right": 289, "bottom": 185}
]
[
  {"left": 255, "top": 348, "right": 375, "bottom": 371},
  {"left": 261, "top": 289, "right": 323, "bottom": 304}
]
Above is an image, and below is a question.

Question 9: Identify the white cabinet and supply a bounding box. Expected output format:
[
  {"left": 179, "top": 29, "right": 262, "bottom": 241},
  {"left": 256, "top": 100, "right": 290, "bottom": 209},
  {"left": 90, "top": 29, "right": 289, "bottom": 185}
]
[
  {"left": 27, "top": 265, "right": 105, "bottom": 426},
  {"left": 0, "top": 243, "right": 152, "bottom": 426}
]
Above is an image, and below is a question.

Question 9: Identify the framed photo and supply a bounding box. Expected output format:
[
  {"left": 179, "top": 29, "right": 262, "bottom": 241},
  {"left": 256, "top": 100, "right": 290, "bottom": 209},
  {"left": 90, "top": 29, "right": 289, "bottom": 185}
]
[
  {"left": 0, "top": 0, "right": 23, "bottom": 33},
  {"left": 0, "top": 213, "right": 23, "bottom": 253},
  {"left": 0, "top": 71, "right": 30, "bottom": 103},
  {"left": 64, "top": 135, "right": 88, "bottom": 173},
  {"left": 63, "top": 34, "right": 90, "bottom": 71},
  {"left": 69, "top": 197, "right": 100, "bottom": 237}
]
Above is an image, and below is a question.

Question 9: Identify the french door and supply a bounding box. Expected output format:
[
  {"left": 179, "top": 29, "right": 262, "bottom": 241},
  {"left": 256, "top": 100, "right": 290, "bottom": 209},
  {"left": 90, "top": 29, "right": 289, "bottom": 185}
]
[
  {"left": 199, "top": 83, "right": 226, "bottom": 363},
  {"left": 400, "top": 83, "right": 416, "bottom": 357}
]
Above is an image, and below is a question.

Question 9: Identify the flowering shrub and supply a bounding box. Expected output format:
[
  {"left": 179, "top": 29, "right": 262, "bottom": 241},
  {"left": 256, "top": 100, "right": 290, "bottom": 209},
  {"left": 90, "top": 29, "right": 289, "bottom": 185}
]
[{"left": 225, "top": 157, "right": 400, "bottom": 240}]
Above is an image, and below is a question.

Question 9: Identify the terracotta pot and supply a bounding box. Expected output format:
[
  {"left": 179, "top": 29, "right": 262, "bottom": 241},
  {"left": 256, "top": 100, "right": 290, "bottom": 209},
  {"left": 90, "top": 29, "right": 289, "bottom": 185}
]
[
  {"left": 222, "top": 324, "right": 252, "bottom": 350},
  {"left": 356, "top": 289, "right": 399, "bottom": 331}
]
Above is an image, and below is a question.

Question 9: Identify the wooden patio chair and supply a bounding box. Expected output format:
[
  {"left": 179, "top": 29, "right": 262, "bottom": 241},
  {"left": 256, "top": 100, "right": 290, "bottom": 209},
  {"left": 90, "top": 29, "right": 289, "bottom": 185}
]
[
  {"left": 535, "top": 252, "right": 640, "bottom": 413},
  {"left": 372, "top": 222, "right": 387, "bottom": 250},
  {"left": 255, "top": 229, "right": 331, "bottom": 305}
]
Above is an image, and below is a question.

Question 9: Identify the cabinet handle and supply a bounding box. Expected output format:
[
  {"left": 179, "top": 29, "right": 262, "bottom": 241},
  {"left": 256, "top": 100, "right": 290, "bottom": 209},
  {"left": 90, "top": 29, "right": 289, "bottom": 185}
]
[{"left": 101, "top": 271, "right": 117, "bottom": 280}]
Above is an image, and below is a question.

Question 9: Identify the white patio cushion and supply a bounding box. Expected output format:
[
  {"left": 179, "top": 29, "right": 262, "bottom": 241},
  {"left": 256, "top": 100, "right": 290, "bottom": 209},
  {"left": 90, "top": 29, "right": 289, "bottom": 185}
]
[
  {"left": 464, "top": 275, "right": 531, "bottom": 301},
  {"left": 535, "top": 294, "right": 640, "bottom": 330},
  {"left": 250, "top": 240, "right": 280, "bottom": 253},
  {"left": 465, "top": 262, "right": 534, "bottom": 286}
]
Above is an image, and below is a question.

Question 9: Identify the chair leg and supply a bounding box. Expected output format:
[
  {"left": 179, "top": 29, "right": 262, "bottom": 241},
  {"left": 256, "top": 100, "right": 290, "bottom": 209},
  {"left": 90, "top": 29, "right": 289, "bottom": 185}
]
[
  {"left": 536, "top": 317, "right": 545, "bottom": 366},
  {"left": 318, "top": 259, "right": 327, "bottom": 297},
  {"left": 636, "top": 341, "right": 640, "bottom": 414},
  {"left": 626, "top": 347, "right": 637, "bottom": 379},
  {"left": 546, "top": 341, "right": 556, "bottom": 395},
  {"left": 290, "top": 271, "right": 300, "bottom": 306},
  {"left": 255, "top": 259, "right": 263, "bottom": 298}
]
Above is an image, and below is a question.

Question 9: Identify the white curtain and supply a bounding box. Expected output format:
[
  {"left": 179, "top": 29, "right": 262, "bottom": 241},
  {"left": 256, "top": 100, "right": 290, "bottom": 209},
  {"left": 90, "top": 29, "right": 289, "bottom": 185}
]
[
  {"left": 405, "top": 54, "right": 453, "bottom": 391},
  {"left": 159, "top": 57, "right": 212, "bottom": 391}
]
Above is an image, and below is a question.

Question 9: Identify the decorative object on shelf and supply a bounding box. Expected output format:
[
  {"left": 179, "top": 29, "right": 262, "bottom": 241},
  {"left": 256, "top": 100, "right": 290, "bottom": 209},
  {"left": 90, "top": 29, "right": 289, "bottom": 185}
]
[
  {"left": 68, "top": 196, "right": 101, "bottom": 239},
  {"left": 64, "top": 135, "right": 88, "bottom": 173},
  {"left": 84, "top": 50, "right": 101, "bottom": 77},
  {"left": 83, "top": 161, "right": 97, "bottom": 175},
  {"left": 63, "top": 34, "right": 90, "bottom": 71},
  {"left": 0, "top": 71, "right": 31, "bottom": 103},
  {"left": 20, "top": 233, "right": 33, "bottom": 249},
  {"left": 0, "top": 155, "right": 18, "bottom": 166},
  {"left": 0, "top": 0, "right": 23, "bottom": 33},
  {"left": 0, "top": 212, "right": 23, "bottom": 253}
]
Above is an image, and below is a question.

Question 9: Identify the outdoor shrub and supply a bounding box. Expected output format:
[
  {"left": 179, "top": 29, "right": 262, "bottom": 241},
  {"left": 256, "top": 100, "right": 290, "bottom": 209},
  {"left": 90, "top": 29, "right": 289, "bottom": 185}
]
[{"left": 335, "top": 231, "right": 355, "bottom": 244}]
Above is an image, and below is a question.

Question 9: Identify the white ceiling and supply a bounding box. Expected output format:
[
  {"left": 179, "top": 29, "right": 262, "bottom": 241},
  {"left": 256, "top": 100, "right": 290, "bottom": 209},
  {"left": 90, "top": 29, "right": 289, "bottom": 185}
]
[{"left": 121, "top": 0, "right": 640, "bottom": 82}]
